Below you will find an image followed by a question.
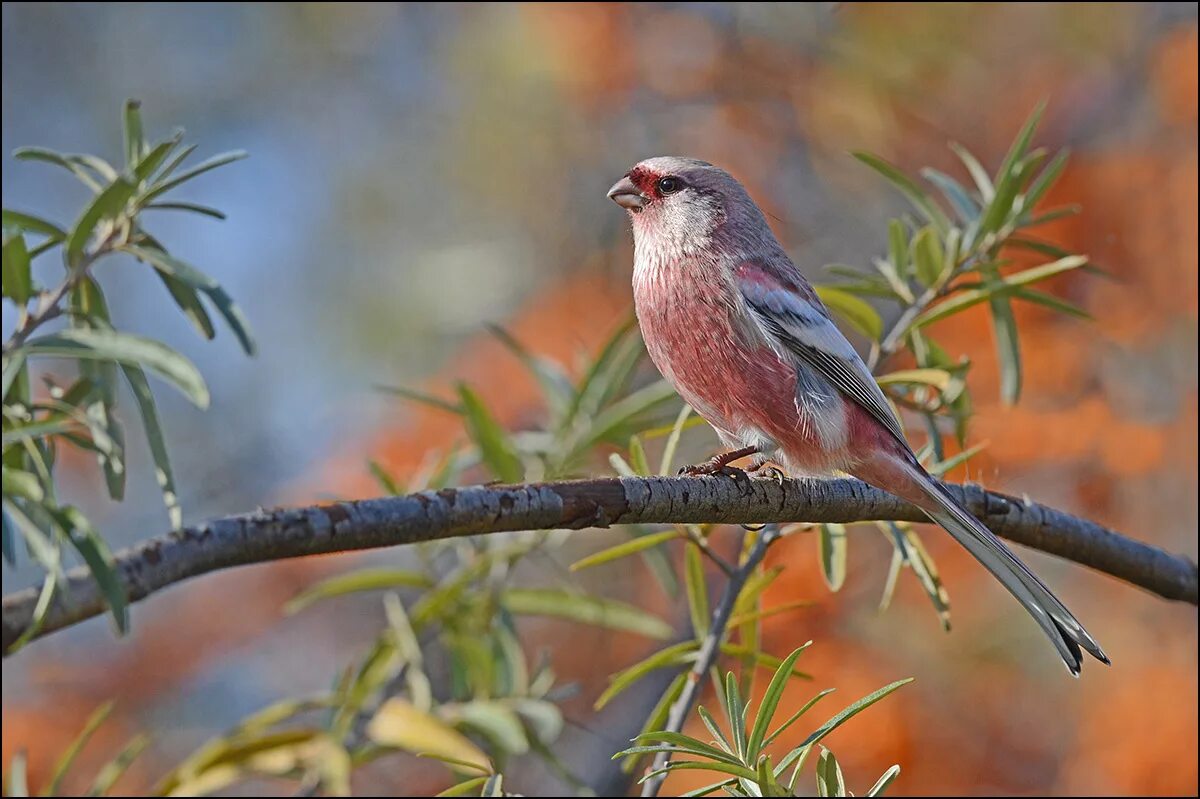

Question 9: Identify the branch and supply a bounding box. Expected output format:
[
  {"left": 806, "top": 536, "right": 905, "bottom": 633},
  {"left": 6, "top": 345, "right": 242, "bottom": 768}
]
[{"left": 3, "top": 475, "right": 1195, "bottom": 656}]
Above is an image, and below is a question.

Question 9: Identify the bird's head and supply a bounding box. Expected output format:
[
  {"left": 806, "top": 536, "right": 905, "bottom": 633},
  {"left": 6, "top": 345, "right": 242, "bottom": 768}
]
[{"left": 607, "top": 156, "right": 771, "bottom": 257}]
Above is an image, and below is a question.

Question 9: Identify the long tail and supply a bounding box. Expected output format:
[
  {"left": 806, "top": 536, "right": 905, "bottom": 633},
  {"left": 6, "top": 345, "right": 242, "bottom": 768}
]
[{"left": 859, "top": 454, "right": 1109, "bottom": 675}]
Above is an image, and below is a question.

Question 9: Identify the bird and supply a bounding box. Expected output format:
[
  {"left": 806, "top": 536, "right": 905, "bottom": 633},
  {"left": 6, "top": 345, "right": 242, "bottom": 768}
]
[{"left": 607, "top": 156, "right": 1108, "bottom": 675}]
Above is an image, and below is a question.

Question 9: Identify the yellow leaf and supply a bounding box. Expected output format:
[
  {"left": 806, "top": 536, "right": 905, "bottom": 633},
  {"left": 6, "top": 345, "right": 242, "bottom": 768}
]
[{"left": 367, "top": 698, "right": 490, "bottom": 773}]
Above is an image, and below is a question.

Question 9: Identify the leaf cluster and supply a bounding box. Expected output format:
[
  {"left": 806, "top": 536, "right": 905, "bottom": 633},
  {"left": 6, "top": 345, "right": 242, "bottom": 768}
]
[{"left": 2, "top": 102, "right": 252, "bottom": 652}]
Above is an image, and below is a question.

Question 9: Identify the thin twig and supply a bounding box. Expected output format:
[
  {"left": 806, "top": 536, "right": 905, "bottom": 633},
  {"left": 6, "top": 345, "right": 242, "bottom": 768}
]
[
  {"left": 683, "top": 526, "right": 735, "bottom": 578},
  {"left": 639, "top": 524, "right": 782, "bottom": 797}
]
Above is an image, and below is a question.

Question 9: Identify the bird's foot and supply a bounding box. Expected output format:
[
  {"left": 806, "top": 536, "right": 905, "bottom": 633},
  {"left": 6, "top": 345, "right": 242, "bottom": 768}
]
[
  {"left": 748, "top": 464, "right": 788, "bottom": 485},
  {"left": 678, "top": 459, "right": 749, "bottom": 481},
  {"left": 677, "top": 445, "right": 761, "bottom": 480}
]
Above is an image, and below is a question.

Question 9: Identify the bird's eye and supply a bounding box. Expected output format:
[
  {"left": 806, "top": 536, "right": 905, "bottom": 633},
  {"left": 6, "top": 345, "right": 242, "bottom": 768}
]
[{"left": 657, "top": 176, "right": 683, "bottom": 195}]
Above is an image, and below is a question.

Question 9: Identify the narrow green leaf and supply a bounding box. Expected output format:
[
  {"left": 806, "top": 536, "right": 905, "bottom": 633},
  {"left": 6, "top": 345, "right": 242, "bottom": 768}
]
[
  {"left": 910, "top": 226, "right": 945, "bottom": 288},
  {"left": 7, "top": 574, "right": 55, "bottom": 654},
  {"left": 121, "top": 245, "right": 256, "bottom": 354},
  {"left": 26, "top": 328, "right": 209, "bottom": 408},
  {"left": 2, "top": 232, "right": 33, "bottom": 305},
  {"left": 481, "top": 774, "right": 504, "bottom": 797},
  {"left": 815, "top": 285, "right": 884, "bottom": 342},
  {"left": 153, "top": 143, "right": 197, "bottom": 184},
  {"left": 43, "top": 701, "right": 115, "bottom": 796},
  {"left": 144, "top": 201, "right": 226, "bottom": 220},
  {"left": 141, "top": 151, "right": 248, "bottom": 205},
  {"left": 123, "top": 100, "right": 145, "bottom": 167},
  {"left": 727, "top": 599, "right": 814, "bottom": 629},
  {"left": 155, "top": 272, "right": 216, "bottom": 339},
  {"left": 680, "top": 778, "right": 737, "bottom": 797},
  {"left": 891, "top": 523, "right": 952, "bottom": 630},
  {"left": 504, "top": 588, "right": 672, "bottom": 641},
  {"left": 659, "top": 404, "right": 693, "bottom": 476},
  {"left": 913, "top": 255, "right": 1089, "bottom": 328},
  {"left": 887, "top": 221, "right": 909, "bottom": 279},
  {"left": 1004, "top": 235, "right": 1072, "bottom": 260},
  {"left": 878, "top": 546, "right": 903, "bottom": 613},
  {"left": 638, "top": 759, "right": 759, "bottom": 785},
  {"left": 1021, "top": 149, "right": 1069, "bottom": 215},
  {"left": 1, "top": 418, "right": 83, "bottom": 449},
  {"left": 746, "top": 646, "right": 810, "bottom": 760},
  {"left": 375, "top": 384, "right": 463, "bottom": 414},
  {"left": 435, "top": 777, "right": 489, "bottom": 797},
  {"left": 790, "top": 679, "right": 914, "bottom": 755},
  {"left": 981, "top": 263, "right": 1022, "bottom": 404},
  {"left": 564, "top": 315, "right": 640, "bottom": 427},
  {"left": 697, "top": 706, "right": 735, "bottom": 755},
  {"left": 925, "top": 441, "right": 987, "bottom": 478},
  {"left": 621, "top": 672, "right": 687, "bottom": 774},
  {"left": 203, "top": 284, "right": 257, "bottom": 355},
  {"left": 921, "top": 168, "right": 979, "bottom": 223},
  {"left": 367, "top": 459, "right": 404, "bottom": 495},
  {"left": 485, "top": 324, "right": 574, "bottom": 414},
  {"left": 66, "top": 177, "right": 137, "bottom": 268},
  {"left": 851, "top": 151, "right": 950, "bottom": 234},
  {"left": 1023, "top": 204, "right": 1081, "bottom": 228},
  {"left": 876, "top": 368, "right": 954, "bottom": 390},
  {"left": 628, "top": 435, "right": 651, "bottom": 476},
  {"left": 723, "top": 671, "right": 746, "bottom": 759},
  {"left": 155, "top": 729, "right": 323, "bottom": 796},
  {"left": 594, "top": 641, "right": 699, "bottom": 710},
  {"left": 6, "top": 750, "right": 28, "bottom": 798},
  {"left": 67, "top": 280, "right": 127, "bottom": 500},
  {"left": 122, "top": 363, "right": 181, "bottom": 528},
  {"left": 457, "top": 384, "right": 523, "bottom": 483},
  {"left": 779, "top": 688, "right": 906, "bottom": 787},
  {"left": 13, "top": 147, "right": 102, "bottom": 192},
  {"left": 57, "top": 507, "right": 128, "bottom": 634},
  {"left": 67, "top": 154, "right": 119, "bottom": 185},
  {"left": 978, "top": 102, "right": 1045, "bottom": 239},
  {"left": 950, "top": 142, "right": 994, "bottom": 202},
  {"left": 817, "top": 524, "right": 847, "bottom": 592},
  {"left": 815, "top": 747, "right": 846, "bottom": 798},
  {"left": 569, "top": 529, "right": 680, "bottom": 572},
  {"left": 286, "top": 568, "right": 433, "bottom": 613},
  {"left": 684, "top": 543, "right": 710, "bottom": 637},
  {"left": 85, "top": 734, "right": 149, "bottom": 797},
  {"left": 762, "top": 688, "right": 837, "bottom": 750},
  {"left": 1012, "top": 286, "right": 1092, "bottom": 320},
  {"left": 416, "top": 752, "right": 493, "bottom": 776},
  {"left": 756, "top": 753, "right": 786, "bottom": 797},
  {"left": 867, "top": 764, "right": 901, "bottom": 797},
  {"left": 2, "top": 506, "right": 16, "bottom": 565},
  {"left": 2, "top": 499, "right": 60, "bottom": 575},
  {"left": 572, "top": 380, "right": 678, "bottom": 455},
  {"left": 133, "top": 136, "right": 183, "bottom": 185},
  {"left": 448, "top": 701, "right": 529, "bottom": 756},
  {"left": 609, "top": 452, "right": 637, "bottom": 477},
  {"left": 718, "top": 644, "right": 812, "bottom": 680},
  {"left": 871, "top": 258, "right": 915, "bottom": 304},
  {"left": 3, "top": 208, "right": 67, "bottom": 241},
  {"left": 627, "top": 731, "right": 747, "bottom": 768}
]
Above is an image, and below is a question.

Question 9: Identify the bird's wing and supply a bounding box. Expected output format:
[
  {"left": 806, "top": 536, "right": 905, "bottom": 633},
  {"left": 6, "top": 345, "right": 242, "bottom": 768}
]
[{"left": 735, "top": 260, "right": 907, "bottom": 445}]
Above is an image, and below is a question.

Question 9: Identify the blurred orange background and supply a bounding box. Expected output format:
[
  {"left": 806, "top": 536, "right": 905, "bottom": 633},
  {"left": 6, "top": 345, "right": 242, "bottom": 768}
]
[{"left": 2, "top": 3, "right": 1196, "bottom": 796}]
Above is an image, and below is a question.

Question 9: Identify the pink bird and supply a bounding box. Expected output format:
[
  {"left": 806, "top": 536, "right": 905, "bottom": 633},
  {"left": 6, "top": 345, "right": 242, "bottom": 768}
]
[{"left": 608, "top": 156, "right": 1108, "bottom": 675}]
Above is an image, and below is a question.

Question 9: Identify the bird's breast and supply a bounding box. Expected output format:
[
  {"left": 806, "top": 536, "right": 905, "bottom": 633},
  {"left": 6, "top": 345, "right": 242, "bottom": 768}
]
[{"left": 632, "top": 258, "right": 800, "bottom": 446}]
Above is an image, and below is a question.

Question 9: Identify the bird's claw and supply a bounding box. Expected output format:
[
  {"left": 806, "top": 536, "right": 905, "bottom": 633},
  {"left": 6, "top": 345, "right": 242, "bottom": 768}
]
[
  {"left": 679, "top": 460, "right": 750, "bottom": 482},
  {"left": 750, "top": 465, "right": 787, "bottom": 486}
]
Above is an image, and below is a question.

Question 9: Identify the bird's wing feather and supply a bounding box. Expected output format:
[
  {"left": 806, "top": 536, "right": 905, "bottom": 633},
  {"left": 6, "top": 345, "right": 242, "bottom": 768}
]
[{"left": 735, "top": 260, "right": 907, "bottom": 445}]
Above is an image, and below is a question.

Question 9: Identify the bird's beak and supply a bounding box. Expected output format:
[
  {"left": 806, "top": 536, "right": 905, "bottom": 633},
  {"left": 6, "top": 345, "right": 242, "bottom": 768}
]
[{"left": 607, "top": 175, "right": 646, "bottom": 212}]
